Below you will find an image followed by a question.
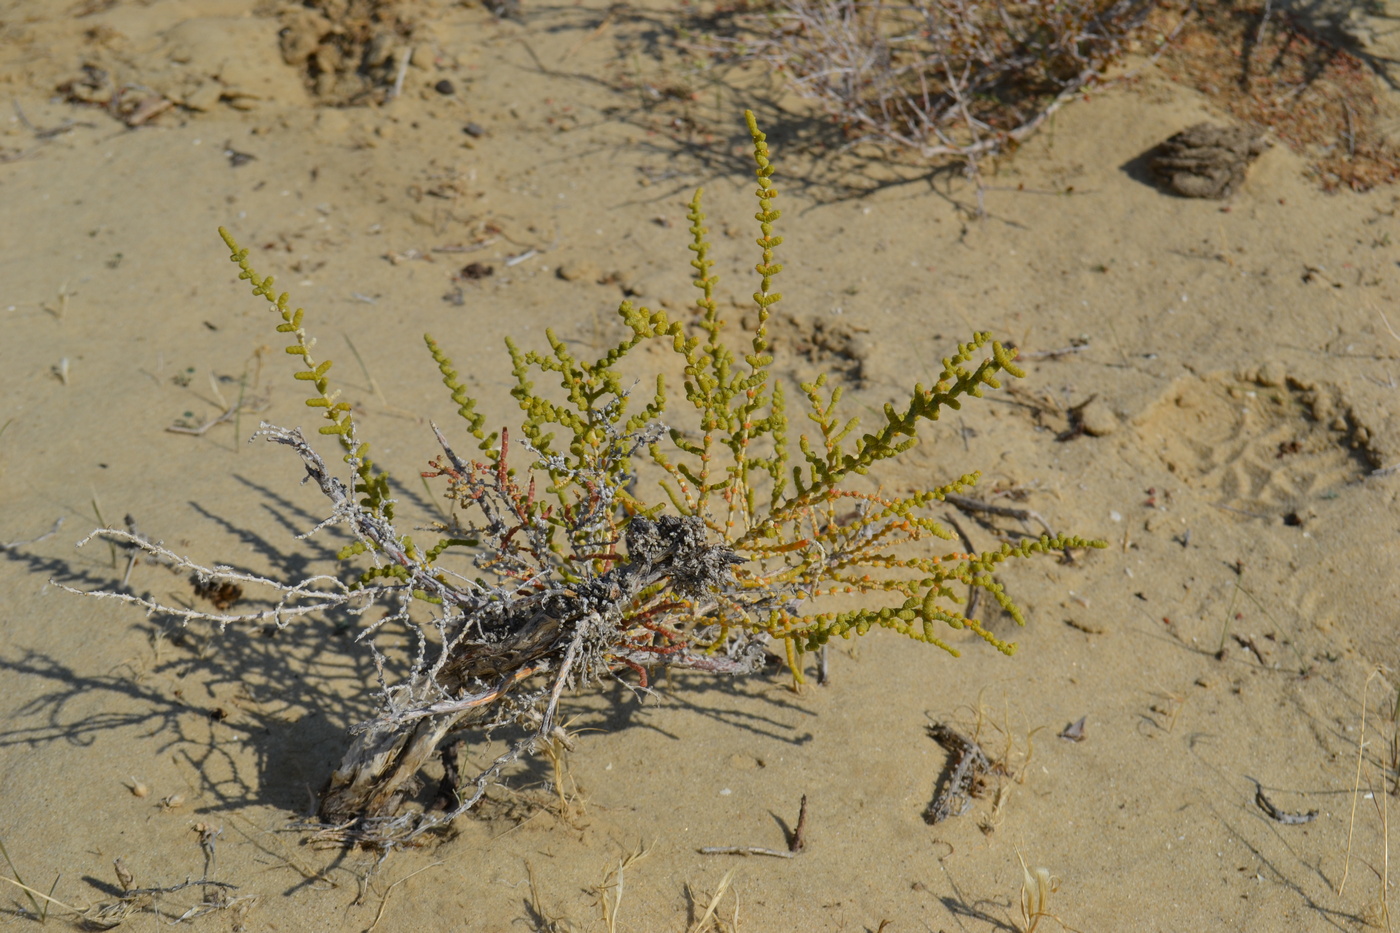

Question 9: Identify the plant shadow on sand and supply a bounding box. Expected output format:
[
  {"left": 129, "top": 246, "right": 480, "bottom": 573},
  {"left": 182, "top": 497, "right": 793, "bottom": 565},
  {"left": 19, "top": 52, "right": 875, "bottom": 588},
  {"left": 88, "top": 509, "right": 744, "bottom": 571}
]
[{"left": 1, "top": 474, "right": 815, "bottom": 836}]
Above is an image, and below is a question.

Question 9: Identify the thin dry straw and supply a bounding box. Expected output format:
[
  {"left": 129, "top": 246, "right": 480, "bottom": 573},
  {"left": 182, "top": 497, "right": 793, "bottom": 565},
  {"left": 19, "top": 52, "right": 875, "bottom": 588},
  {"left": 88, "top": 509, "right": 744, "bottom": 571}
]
[{"left": 1339, "top": 668, "right": 1383, "bottom": 897}]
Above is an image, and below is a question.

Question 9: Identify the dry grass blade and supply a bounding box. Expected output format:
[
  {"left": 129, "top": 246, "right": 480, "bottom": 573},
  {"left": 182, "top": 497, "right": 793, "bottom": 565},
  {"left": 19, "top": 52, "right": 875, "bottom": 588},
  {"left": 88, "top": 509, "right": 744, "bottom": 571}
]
[
  {"left": 366, "top": 861, "right": 443, "bottom": 933},
  {"left": 1015, "top": 848, "right": 1080, "bottom": 933},
  {"left": 1341, "top": 669, "right": 1382, "bottom": 897},
  {"left": 1340, "top": 669, "right": 1396, "bottom": 931},
  {"left": 688, "top": 868, "right": 737, "bottom": 933},
  {"left": 0, "top": 871, "right": 84, "bottom": 922},
  {"left": 595, "top": 843, "right": 650, "bottom": 933}
]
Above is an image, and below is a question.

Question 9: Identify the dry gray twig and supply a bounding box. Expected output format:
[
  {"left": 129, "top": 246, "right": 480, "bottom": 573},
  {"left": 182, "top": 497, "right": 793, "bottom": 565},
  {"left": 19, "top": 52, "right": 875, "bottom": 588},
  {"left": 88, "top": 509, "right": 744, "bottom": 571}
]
[
  {"left": 68, "top": 419, "right": 772, "bottom": 849},
  {"left": 1249, "top": 776, "right": 1317, "bottom": 825},
  {"left": 925, "top": 722, "right": 990, "bottom": 823}
]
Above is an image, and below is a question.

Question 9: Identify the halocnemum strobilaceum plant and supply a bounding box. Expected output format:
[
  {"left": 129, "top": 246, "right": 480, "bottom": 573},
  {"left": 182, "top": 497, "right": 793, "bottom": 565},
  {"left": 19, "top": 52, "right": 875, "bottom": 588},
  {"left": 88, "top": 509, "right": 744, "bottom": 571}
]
[{"left": 71, "top": 112, "right": 1102, "bottom": 847}]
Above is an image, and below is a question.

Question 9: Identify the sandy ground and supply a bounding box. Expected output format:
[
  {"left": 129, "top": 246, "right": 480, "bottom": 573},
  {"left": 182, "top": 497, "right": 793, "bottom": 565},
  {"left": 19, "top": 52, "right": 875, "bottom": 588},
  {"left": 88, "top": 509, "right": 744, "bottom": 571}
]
[{"left": 2, "top": 0, "right": 1399, "bottom": 930}]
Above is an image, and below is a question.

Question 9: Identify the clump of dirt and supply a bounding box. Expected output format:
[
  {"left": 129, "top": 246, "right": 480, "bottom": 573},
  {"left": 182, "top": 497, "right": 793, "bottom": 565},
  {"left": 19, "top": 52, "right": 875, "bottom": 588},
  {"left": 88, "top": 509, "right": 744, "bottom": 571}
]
[
  {"left": 1157, "top": 0, "right": 1400, "bottom": 191},
  {"left": 58, "top": 64, "right": 177, "bottom": 126},
  {"left": 278, "top": 0, "right": 419, "bottom": 104},
  {"left": 1149, "top": 122, "right": 1268, "bottom": 198},
  {"left": 54, "top": 15, "right": 308, "bottom": 123}
]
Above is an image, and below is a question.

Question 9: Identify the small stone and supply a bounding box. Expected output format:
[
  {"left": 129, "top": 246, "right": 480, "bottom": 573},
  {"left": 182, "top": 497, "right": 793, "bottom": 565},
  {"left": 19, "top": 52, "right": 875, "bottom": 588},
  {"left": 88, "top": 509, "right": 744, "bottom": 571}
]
[
  {"left": 224, "top": 91, "right": 259, "bottom": 112},
  {"left": 556, "top": 260, "right": 601, "bottom": 283},
  {"left": 1310, "top": 393, "right": 1335, "bottom": 423},
  {"left": 463, "top": 122, "right": 486, "bottom": 138},
  {"left": 181, "top": 79, "right": 222, "bottom": 113},
  {"left": 1255, "top": 360, "right": 1286, "bottom": 387},
  {"left": 434, "top": 79, "right": 455, "bottom": 95},
  {"left": 1079, "top": 399, "right": 1118, "bottom": 436}
]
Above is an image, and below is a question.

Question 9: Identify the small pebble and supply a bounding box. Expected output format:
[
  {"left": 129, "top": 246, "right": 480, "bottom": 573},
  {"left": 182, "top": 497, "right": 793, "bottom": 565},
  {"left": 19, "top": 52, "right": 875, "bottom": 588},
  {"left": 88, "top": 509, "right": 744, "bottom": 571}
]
[
  {"left": 1079, "top": 398, "right": 1118, "bottom": 436},
  {"left": 556, "top": 260, "right": 601, "bottom": 283},
  {"left": 464, "top": 122, "right": 486, "bottom": 138},
  {"left": 1254, "top": 360, "right": 1286, "bottom": 387},
  {"left": 434, "top": 79, "right": 455, "bottom": 95}
]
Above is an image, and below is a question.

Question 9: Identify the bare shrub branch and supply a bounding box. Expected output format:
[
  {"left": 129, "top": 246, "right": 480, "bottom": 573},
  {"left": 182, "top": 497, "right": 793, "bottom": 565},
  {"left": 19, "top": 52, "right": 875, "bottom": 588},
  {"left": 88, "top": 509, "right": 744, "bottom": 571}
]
[{"left": 698, "top": 0, "right": 1155, "bottom": 161}]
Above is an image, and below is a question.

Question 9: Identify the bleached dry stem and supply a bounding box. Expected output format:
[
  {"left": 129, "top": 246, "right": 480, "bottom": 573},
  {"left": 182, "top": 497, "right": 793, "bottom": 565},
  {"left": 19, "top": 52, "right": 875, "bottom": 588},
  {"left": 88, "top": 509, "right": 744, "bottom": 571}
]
[
  {"left": 60, "top": 529, "right": 362, "bottom": 628},
  {"left": 68, "top": 421, "right": 768, "bottom": 848}
]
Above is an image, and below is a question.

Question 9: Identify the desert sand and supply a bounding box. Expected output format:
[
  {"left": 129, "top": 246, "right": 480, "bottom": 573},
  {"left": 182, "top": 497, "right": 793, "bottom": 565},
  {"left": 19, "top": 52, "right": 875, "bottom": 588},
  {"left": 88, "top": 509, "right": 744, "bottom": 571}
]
[{"left": 1, "top": 0, "right": 1397, "bottom": 930}]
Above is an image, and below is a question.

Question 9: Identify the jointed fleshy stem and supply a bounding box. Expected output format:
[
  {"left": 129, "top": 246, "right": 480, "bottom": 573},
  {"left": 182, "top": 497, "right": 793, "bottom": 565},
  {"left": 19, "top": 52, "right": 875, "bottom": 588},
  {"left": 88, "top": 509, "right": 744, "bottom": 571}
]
[
  {"left": 731, "top": 337, "right": 1011, "bottom": 550},
  {"left": 707, "top": 111, "right": 787, "bottom": 538},
  {"left": 219, "top": 227, "right": 395, "bottom": 523}
]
